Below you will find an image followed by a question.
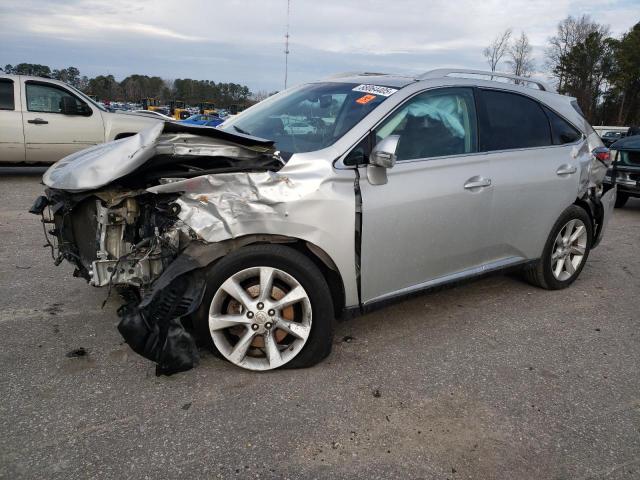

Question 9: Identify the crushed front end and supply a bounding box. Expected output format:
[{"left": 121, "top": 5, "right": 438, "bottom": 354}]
[
  {"left": 35, "top": 189, "right": 185, "bottom": 287},
  {"left": 31, "top": 122, "right": 283, "bottom": 375}
]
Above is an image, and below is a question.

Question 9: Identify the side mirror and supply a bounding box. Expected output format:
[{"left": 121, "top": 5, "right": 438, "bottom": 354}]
[
  {"left": 370, "top": 135, "right": 399, "bottom": 169},
  {"left": 367, "top": 135, "right": 400, "bottom": 186}
]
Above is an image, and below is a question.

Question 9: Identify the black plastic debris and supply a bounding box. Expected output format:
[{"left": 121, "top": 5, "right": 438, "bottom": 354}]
[
  {"left": 117, "top": 271, "right": 205, "bottom": 376},
  {"left": 29, "top": 195, "right": 49, "bottom": 215}
]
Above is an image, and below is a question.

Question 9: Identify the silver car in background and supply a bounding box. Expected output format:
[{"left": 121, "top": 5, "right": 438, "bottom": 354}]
[{"left": 33, "top": 69, "right": 616, "bottom": 374}]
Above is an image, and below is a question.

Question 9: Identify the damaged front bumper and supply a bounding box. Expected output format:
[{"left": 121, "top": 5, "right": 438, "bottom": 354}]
[
  {"left": 32, "top": 188, "right": 186, "bottom": 287},
  {"left": 31, "top": 121, "right": 286, "bottom": 375}
]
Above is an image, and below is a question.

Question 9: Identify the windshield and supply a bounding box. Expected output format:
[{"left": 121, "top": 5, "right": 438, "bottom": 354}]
[{"left": 222, "top": 82, "right": 396, "bottom": 156}]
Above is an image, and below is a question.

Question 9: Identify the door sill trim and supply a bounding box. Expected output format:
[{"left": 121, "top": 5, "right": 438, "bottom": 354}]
[{"left": 363, "top": 256, "right": 530, "bottom": 307}]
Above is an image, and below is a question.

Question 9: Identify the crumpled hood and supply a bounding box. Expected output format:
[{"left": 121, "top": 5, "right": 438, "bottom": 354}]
[
  {"left": 42, "top": 121, "right": 275, "bottom": 192},
  {"left": 43, "top": 123, "right": 164, "bottom": 192}
]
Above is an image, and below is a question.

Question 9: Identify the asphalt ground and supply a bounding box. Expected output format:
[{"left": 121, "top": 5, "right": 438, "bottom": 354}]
[{"left": 0, "top": 174, "right": 638, "bottom": 479}]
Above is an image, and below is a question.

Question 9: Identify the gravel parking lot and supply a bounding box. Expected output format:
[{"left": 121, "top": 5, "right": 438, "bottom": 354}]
[{"left": 1, "top": 174, "right": 639, "bottom": 480}]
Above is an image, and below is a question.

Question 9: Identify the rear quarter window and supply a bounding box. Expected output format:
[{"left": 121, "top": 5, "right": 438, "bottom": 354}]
[
  {"left": 479, "top": 89, "right": 552, "bottom": 151},
  {"left": 0, "top": 80, "right": 14, "bottom": 110},
  {"left": 543, "top": 106, "right": 582, "bottom": 144}
]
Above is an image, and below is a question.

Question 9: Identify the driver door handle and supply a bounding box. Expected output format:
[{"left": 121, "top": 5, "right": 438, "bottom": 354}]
[
  {"left": 464, "top": 176, "right": 492, "bottom": 190},
  {"left": 27, "top": 118, "right": 48, "bottom": 125},
  {"left": 556, "top": 164, "right": 577, "bottom": 176}
]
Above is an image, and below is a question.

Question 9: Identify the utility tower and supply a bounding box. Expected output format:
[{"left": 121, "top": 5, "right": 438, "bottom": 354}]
[{"left": 284, "top": 0, "right": 291, "bottom": 89}]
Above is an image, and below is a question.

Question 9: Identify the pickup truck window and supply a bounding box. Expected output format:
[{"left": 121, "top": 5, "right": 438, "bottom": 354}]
[
  {"left": 66, "top": 83, "right": 108, "bottom": 112},
  {"left": 26, "top": 82, "right": 86, "bottom": 114},
  {"left": 0, "top": 80, "right": 14, "bottom": 110}
]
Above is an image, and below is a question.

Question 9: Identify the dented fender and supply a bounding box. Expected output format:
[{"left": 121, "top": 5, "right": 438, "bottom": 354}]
[{"left": 146, "top": 155, "right": 360, "bottom": 307}]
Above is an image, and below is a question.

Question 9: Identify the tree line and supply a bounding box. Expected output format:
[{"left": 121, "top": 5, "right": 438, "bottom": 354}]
[
  {"left": 1, "top": 63, "right": 254, "bottom": 108},
  {"left": 483, "top": 17, "right": 640, "bottom": 126}
]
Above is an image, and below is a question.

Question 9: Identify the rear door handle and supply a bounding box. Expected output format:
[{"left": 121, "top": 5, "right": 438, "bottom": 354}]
[
  {"left": 27, "top": 118, "right": 48, "bottom": 125},
  {"left": 556, "top": 164, "right": 577, "bottom": 176},
  {"left": 464, "top": 176, "right": 492, "bottom": 190}
]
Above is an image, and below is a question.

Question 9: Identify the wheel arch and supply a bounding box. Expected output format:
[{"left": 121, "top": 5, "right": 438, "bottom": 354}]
[
  {"left": 573, "top": 195, "right": 600, "bottom": 247},
  {"left": 198, "top": 234, "right": 346, "bottom": 318}
]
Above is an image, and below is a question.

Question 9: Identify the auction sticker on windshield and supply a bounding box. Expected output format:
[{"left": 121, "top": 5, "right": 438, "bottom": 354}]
[
  {"left": 356, "top": 94, "right": 377, "bottom": 104},
  {"left": 352, "top": 84, "right": 398, "bottom": 97}
]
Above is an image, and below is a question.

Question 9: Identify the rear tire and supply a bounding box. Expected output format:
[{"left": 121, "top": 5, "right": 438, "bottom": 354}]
[
  {"left": 193, "top": 244, "right": 334, "bottom": 370},
  {"left": 614, "top": 193, "right": 629, "bottom": 208},
  {"left": 524, "top": 205, "right": 593, "bottom": 290}
]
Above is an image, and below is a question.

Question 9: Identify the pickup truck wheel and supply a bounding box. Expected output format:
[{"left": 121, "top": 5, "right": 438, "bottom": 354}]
[
  {"left": 524, "top": 205, "right": 592, "bottom": 290},
  {"left": 193, "top": 245, "right": 334, "bottom": 371},
  {"left": 614, "top": 193, "right": 629, "bottom": 208}
]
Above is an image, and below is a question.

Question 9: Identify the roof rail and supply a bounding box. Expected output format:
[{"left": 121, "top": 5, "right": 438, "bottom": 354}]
[
  {"left": 325, "top": 71, "right": 392, "bottom": 79},
  {"left": 325, "top": 72, "right": 365, "bottom": 79},
  {"left": 417, "top": 68, "right": 553, "bottom": 92}
]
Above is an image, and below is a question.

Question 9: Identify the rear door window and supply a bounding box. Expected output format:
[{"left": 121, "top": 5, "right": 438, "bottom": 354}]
[
  {"left": 0, "top": 80, "right": 14, "bottom": 110},
  {"left": 543, "top": 106, "right": 582, "bottom": 144},
  {"left": 478, "top": 89, "right": 552, "bottom": 151}
]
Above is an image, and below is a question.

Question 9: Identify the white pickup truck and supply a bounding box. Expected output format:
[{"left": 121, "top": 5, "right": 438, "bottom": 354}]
[{"left": 0, "top": 74, "right": 160, "bottom": 163}]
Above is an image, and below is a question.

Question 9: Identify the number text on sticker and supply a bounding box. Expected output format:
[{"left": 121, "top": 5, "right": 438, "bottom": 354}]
[{"left": 352, "top": 84, "right": 398, "bottom": 97}]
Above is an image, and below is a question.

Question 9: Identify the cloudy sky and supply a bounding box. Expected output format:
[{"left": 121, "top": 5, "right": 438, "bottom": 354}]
[{"left": 1, "top": 0, "right": 638, "bottom": 92}]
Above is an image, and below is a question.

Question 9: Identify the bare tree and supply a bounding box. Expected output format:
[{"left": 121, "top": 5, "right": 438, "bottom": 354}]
[
  {"left": 506, "top": 32, "right": 535, "bottom": 79},
  {"left": 251, "top": 90, "right": 272, "bottom": 102},
  {"left": 545, "top": 15, "right": 609, "bottom": 90},
  {"left": 483, "top": 29, "right": 512, "bottom": 72}
]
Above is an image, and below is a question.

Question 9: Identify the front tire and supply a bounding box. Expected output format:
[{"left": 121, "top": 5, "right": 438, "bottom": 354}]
[
  {"left": 524, "top": 205, "right": 593, "bottom": 290},
  {"left": 193, "top": 244, "right": 334, "bottom": 371}
]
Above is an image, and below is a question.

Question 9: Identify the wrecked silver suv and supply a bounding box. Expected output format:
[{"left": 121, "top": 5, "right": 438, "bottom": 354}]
[{"left": 33, "top": 69, "right": 616, "bottom": 374}]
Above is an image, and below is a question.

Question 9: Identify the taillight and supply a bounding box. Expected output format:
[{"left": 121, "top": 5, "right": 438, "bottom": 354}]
[{"left": 592, "top": 147, "right": 611, "bottom": 166}]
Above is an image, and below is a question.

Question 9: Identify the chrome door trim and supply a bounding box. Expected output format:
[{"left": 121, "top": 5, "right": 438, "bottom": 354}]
[{"left": 363, "top": 256, "right": 528, "bottom": 305}]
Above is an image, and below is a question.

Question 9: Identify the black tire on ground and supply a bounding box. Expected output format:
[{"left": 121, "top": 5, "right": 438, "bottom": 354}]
[
  {"left": 614, "top": 192, "right": 629, "bottom": 209},
  {"left": 524, "top": 205, "right": 593, "bottom": 290},
  {"left": 193, "top": 244, "right": 334, "bottom": 369}
]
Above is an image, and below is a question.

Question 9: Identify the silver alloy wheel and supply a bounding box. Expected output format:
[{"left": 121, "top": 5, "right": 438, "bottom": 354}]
[
  {"left": 551, "top": 219, "right": 588, "bottom": 281},
  {"left": 208, "top": 266, "right": 312, "bottom": 371}
]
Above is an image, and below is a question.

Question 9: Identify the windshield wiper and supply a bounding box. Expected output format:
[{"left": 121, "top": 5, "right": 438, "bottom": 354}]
[{"left": 233, "top": 125, "right": 252, "bottom": 136}]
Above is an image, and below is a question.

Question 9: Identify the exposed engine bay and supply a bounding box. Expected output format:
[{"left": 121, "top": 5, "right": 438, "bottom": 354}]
[
  {"left": 43, "top": 190, "right": 182, "bottom": 287},
  {"left": 31, "top": 122, "right": 286, "bottom": 375}
]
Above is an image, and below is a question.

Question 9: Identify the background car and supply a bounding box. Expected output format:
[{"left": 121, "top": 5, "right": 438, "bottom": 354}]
[
  {"left": 284, "top": 121, "right": 316, "bottom": 135},
  {"left": 180, "top": 113, "right": 224, "bottom": 127},
  {"left": 605, "top": 134, "right": 640, "bottom": 208},
  {"left": 601, "top": 130, "right": 626, "bottom": 147}
]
